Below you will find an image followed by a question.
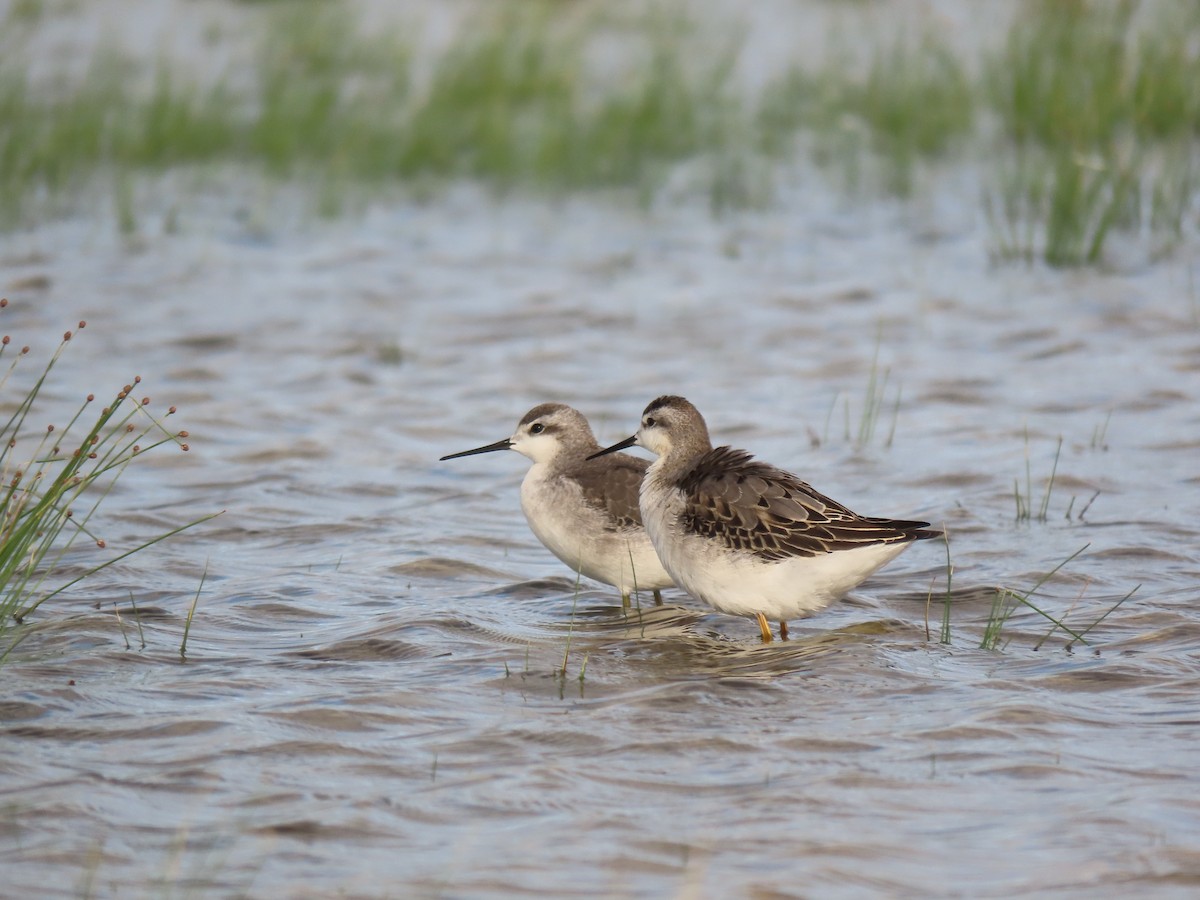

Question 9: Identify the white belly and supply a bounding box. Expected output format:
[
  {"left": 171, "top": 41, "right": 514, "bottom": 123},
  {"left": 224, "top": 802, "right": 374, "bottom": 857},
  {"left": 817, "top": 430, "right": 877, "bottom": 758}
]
[
  {"left": 641, "top": 480, "right": 910, "bottom": 621},
  {"left": 520, "top": 467, "right": 673, "bottom": 596}
]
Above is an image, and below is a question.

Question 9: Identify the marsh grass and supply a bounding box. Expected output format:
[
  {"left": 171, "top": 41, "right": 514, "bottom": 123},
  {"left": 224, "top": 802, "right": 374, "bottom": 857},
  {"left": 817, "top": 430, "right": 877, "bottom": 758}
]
[
  {"left": 1014, "top": 431, "right": 1061, "bottom": 523},
  {"left": 1090, "top": 411, "right": 1112, "bottom": 452},
  {"left": 1053, "top": 582, "right": 1139, "bottom": 651},
  {"left": 989, "top": 2, "right": 1200, "bottom": 147},
  {"left": 824, "top": 339, "right": 903, "bottom": 449},
  {"left": 0, "top": 1, "right": 754, "bottom": 220},
  {"left": 985, "top": 145, "right": 1145, "bottom": 266},
  {"left": 929, "top": 540, "right": 1132, "bottom": 652},
  {"left": 398, "top": 4, "right": 748, "bottom": 204},
  {"left": 127, "top": 591, "right": 147, "bottom": 650},
  {"left": 855, "top": 340, "right": 900, "bottom": 448},
  {"left": 1, "top": 1, "right": 1197, "bottom": 264},
  {"left": 558, "top": 566, "right": 583, "bottom": 680},
  {"left": 979, "top": 589, "right": 1018, "bottom": 651},
  {"left": 760, "top": 29, "right": 973, "bottom": 196},
  {"left": 981, "top": 543, "right": 1091, "bottom": 650},
  {"left": 984, "top": 1, "right": 1200, "bottom": 264},
  {"left": 939, "top": 529, "right": 953, "bottom": 644},
  {"left": 179, "top": 560, "right": 207, "bottom": 660},
  {"left": 0, "top": 306, "right": 218, "bottom": 656},
  {"left": 981, "top": 545, "right": 1140, "bottom": 652},
  {"left": 835, "top": 32, "right": 973, "bottom": 195},
  {"left": 250, "top": 2, "right": 411, "bottom": 199}
]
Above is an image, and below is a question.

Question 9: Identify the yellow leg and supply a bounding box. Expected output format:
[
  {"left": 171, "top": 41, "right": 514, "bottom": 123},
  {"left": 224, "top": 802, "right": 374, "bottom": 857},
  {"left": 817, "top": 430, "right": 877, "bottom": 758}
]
[
  {"left": 652, "top": 589, "right": 663, "bottom": 607},
  {"left": 620, "top": 591, "right": 631, "bottom": 610},
  {"left": 755, "top": 612, "right": 773, "bottom": 643},
  {"left": 779, "top": 620, "right": 789, "bottom": 641}
]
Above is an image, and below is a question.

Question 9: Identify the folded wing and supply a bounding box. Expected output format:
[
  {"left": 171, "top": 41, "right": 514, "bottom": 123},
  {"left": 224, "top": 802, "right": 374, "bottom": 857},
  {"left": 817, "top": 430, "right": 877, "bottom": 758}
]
[
  {"left": 577, "top": 454, "right": 649, "bottom": 531},
  {"left": 678, "top": 447, "right": 937, "bottom": 560}
]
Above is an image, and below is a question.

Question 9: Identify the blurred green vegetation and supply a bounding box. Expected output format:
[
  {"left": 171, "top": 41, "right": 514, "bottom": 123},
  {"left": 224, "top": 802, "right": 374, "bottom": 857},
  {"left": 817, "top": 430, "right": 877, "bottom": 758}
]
[
  {"left": 984, "top": 0, "right": 1200, "bottom": 264},
  {"left": 0, "top": 0, "right": 1197, "bottom": 266}
]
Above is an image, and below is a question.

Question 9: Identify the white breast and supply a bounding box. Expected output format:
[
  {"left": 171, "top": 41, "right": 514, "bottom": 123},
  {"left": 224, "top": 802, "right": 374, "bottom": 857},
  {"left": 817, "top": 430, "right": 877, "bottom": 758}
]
[{"left": 520, "top": 464, "right": 672, "bottom": 596}]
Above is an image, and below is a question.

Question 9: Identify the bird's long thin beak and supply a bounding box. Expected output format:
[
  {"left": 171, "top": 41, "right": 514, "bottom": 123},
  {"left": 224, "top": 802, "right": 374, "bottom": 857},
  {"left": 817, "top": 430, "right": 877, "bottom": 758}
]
[
  {"left": 440, "top": 438, "right": 513, "bottom": 461},
  {"left": 586, "top": 434, "right": 637, "bottom": 460}
]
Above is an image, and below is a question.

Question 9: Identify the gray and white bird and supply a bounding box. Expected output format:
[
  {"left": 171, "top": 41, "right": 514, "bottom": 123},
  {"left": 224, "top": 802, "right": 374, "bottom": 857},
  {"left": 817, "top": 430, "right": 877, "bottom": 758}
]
[
  {"left": 590, "top": 395, "right": 938, "bottom": 641},
  {"left": 440, "top": 403, "right": 673, "bottom": 608}
]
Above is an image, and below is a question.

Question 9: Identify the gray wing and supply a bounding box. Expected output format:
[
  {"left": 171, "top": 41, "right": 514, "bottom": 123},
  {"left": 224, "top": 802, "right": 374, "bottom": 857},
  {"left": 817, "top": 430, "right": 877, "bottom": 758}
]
[
  {"left": 574, "top": 453, "right": 648, "bottom": 531},
  {"left": 678, "top": 447, "right": 937, "bottom": 561}
]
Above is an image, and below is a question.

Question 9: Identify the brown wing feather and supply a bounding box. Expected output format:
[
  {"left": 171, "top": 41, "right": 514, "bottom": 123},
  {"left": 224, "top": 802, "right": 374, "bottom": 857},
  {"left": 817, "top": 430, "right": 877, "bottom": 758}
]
[
  {"left": 678, "top": 447, "right": 937, "bottom": 561},
  {"left": 575, "top": 454, "right": 648, "bottom": 531}
]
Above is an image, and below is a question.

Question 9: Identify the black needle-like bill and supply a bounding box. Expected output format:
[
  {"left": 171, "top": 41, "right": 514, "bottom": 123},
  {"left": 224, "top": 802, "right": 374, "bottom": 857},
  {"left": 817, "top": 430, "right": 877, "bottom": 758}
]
[
  {"left": 439, "top": 438, "right": 513, "bottom": 461},
  {"left": 586, "top": 434, "right": 637, "bottom": 461}
]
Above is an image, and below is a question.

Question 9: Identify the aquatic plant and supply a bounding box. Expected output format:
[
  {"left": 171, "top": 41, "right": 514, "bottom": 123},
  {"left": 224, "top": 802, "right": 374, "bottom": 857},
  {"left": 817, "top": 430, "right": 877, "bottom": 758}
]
[
  {"left": 763, "top": 29, "right": 973, "bottom": 196},
  {"left": 0, "top": 1, "right": 746, "bottom": 222},
  {"left": 923, "top": 527, "right": 954, "bottom": 645},
  {"left": 982, "top": 544, "right": 1089, "bottom": 651},
  {"left": 179, "top": 560, "right": 208, "bottom": 660},
  {"left": 1, "top": 0, "right": 1197, "bottom": 265},
  {"left": 984, "top": 1, "right": 1200, "bottom": 264},
  {"left": 1013, "top": 431, "right": 1062, "bottom": 523},
  {"left": 559, "top": 568, "right": 584, "bottom": 680},
  {"left": 926, "top": 538, "right": 1134, "bottom": 652},
  {"left": 0, "top": 304, "right": 218, "bottom": 660}
]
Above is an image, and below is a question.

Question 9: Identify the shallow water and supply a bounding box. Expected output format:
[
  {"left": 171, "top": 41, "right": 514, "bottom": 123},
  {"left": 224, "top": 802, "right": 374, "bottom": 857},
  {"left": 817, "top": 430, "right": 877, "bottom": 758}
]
[
  {"left": 4, "top": 7, "right": 1200, "bottom": 900},
  {"left": 2, "top": 171, "right": 1197, "bottom": 897}
]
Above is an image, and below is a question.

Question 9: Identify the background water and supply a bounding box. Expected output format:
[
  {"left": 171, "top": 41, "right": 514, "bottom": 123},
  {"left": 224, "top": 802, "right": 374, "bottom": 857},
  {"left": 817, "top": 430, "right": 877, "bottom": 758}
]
[{"left": 3, "top": 3, "right": 1200, "bottom": 899}]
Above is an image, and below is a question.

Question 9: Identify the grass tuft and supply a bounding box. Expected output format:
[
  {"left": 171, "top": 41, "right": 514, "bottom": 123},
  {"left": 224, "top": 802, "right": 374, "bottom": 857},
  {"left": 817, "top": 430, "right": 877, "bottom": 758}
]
[
  {"left": 559, "top": 564, "right": 583, "bottom": 680},
  {"left": 0, "top": 306, "right": 218, "bottom": 658},
  {"left": 0, "top": 1, "right": 1197, "bottom": 264},
  {"left": 984, "top": 1, "right": 1200, "bottom": 264},
  {"left": 1014, "top": 431, "right": 1061, "bottom": 523},
  {"left": 761, "top": 29, "right": 973, "bottom": 195},
  {"left": 855, "top": 335, "right": 902, "bottom": 448},
  {"left": 939, "top": 528, "right": 953, "bottom": 644},
  {"left": 179, "top": 559, "right": 208, "bottom": 660},
  {"left": 982, "top": 544, "right": 1091, "bottom": 650}
]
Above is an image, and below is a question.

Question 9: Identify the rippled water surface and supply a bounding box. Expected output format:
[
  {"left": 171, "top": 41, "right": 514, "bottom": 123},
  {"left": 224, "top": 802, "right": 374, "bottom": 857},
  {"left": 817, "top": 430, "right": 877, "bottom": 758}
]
[
  {"left": 3, "top": 179, "right": 1197, "bottom": 897},
  {"left": 4, "top": 12, "right": 1200, "bottom": 900}
]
